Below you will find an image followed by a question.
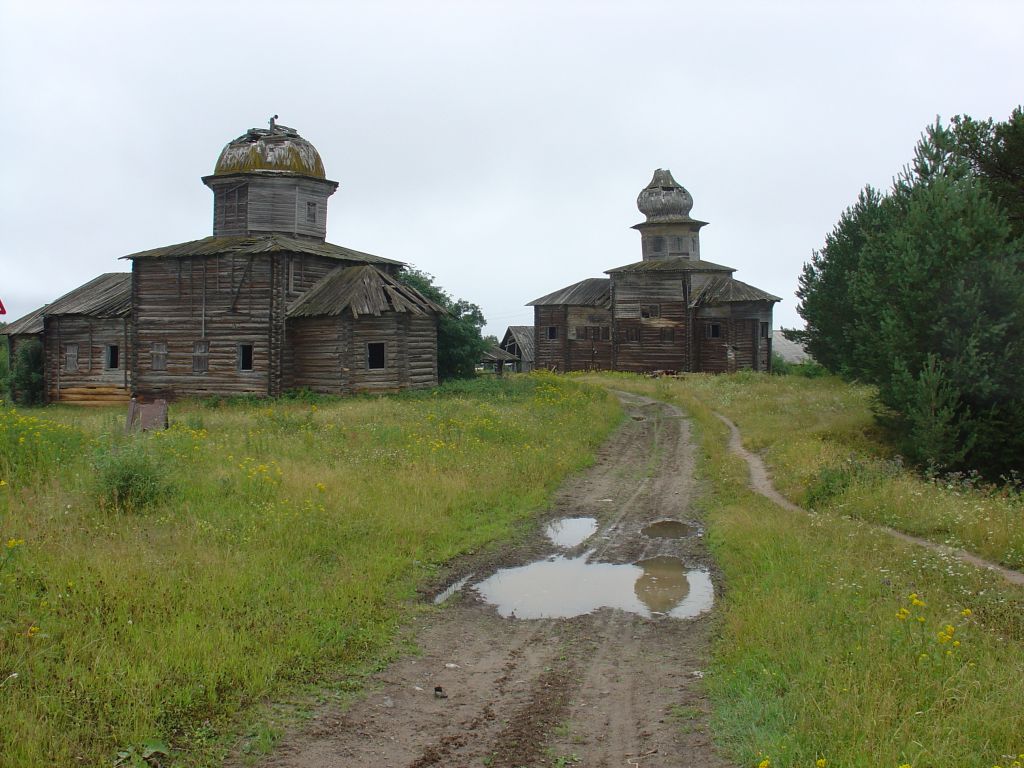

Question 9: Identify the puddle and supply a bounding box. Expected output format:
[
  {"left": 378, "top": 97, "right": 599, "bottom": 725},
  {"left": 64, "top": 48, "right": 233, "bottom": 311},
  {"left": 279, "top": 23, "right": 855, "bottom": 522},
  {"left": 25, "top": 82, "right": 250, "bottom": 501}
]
[
  {"left": 641, "top": 520, "right": 695, "bottom": 539},
  {"left": 545, "top": 517, "right": 598, "bottom": 548},
  {"left": 433, "top": 574, "right": 473, "bottom": 605},
  {"left": 473, "top": 553, "right": 714, "bottom": 620}
]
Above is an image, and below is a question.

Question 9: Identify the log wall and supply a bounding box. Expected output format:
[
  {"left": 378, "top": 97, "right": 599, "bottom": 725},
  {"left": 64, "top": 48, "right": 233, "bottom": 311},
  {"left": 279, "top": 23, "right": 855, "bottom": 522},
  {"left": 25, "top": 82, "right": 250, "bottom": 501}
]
[
  {"left": 44, "top": 316, "right": 130, "bottom": 404},
  {"left": 565, "top": 306, "right": 612, "bottom": 371},
  {"left": 611, "top": 273, "right": 689, "bottom": 372},
  {"left": 533, "top": 306, "right": 568, "bottom": 372}
]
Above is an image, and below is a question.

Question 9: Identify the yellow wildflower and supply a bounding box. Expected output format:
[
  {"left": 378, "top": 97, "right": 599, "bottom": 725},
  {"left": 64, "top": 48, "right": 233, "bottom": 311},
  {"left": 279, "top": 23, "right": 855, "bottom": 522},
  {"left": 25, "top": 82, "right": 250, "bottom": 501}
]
[
  {"left": 758, "top": 760, "right": 770, "bottom": 768},
  {"left": 0, "top": 479, "right": 7, "bottom": 487},
  {"left": 961, "top": 608, "right": 973, "bottom": 617},
  {"left": 5, "top": 538, "right": 24, "bottom": 550},
  {"left": 26, "top": 625, "right": 39, "bottom": 637},
  {"left": 315, "top": 482, "right": 326, "bottom": 493},
  {"left": 817, "top": 760, "right": 827, "bottom": 768}
]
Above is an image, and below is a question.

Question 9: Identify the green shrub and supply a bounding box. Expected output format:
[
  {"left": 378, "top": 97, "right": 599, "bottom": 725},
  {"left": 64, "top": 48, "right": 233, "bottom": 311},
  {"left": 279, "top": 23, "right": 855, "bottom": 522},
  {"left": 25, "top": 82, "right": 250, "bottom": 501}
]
[
  {"left": 93, "top": 444, "right": 174, "bottom": 513},
  {"left": 10, "top": 339, "right": 44, "bottom": 406}
]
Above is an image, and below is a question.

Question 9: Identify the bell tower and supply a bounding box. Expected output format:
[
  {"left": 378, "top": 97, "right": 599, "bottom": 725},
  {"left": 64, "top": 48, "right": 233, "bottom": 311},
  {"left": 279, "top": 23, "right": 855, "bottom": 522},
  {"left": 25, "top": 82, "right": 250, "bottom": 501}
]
[{"left": 632, "top": 169, "right": 707, "bottom": 261}]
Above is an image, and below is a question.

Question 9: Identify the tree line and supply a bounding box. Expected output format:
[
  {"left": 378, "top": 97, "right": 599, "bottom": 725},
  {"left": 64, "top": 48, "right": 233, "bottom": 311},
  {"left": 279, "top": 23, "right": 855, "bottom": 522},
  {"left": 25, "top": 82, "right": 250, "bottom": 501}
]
[{"left": 791, "top": 107, "right": 1024, "bottom": 479}]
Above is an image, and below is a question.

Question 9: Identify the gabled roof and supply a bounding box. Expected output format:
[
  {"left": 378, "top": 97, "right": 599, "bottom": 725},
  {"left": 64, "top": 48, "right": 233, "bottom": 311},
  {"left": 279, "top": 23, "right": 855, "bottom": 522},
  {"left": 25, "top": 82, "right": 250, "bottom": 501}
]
[
  {"left": 501, "top": 325, "right": 535, "bottom": 362},
  {"left": 287, "top": 265, "right": 444, "bottom": 319},
  {"left": 605, "top": 257, "right": 735, "bottom": 274},
  {"left": 527, "top": 278, "right": 611, "bottom": 307},
  {"left": 481, "top": 345, "right": 518, "bottom": 363},
  {"left": 121, "top": 233, "right": 402, "bottom": 266},
  {"left": 4, "top": 273, "right": 132, "bottom": 335},
  {"left": 690, "top": 275, "right": 781, "bottom": 306}
]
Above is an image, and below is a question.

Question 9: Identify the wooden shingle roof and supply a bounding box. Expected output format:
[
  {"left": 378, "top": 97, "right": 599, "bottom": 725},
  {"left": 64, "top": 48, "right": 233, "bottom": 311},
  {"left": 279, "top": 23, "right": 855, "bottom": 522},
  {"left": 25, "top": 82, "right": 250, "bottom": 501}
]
[
  {"left": 481, "top": 345, "right": 518, "bottom": 363},
  {"left": 605, "top": 257, "right": 735, "bottom": 274},
  {"left": 689, "top": 275, "right": 781, "bottom": 306},
  {"left": 287, "top": 265, "right": 444, "bottom": 319},
  {"left": 527, "top": 278, "right": 611, "bottom": 307},
  {"left": 4, "top": 273, "right": 132, "bottom": 335},
  {"left": 501, "top": 325, "right": 535, "bottom": 363},
  {"left": 120, "top": 233, "right": 402, "bottom": 266}
]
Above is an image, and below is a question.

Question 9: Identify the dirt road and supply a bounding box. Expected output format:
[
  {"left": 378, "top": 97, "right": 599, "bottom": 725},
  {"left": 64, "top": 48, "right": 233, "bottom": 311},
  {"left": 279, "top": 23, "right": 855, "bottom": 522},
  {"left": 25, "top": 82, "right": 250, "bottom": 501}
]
[{"left": 257, "top": 392, "right": 730, "bottom": 768}]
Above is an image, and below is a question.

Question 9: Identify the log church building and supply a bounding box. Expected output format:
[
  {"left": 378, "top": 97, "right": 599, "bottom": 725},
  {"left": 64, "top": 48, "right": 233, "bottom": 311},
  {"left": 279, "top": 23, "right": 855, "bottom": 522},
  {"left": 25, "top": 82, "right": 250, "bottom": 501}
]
[
  {"left": 5, "top": 119, "right": 442, "bottom": 405},
  {"left": 522, "top": 169, "right": 780, "bottom": 374}
]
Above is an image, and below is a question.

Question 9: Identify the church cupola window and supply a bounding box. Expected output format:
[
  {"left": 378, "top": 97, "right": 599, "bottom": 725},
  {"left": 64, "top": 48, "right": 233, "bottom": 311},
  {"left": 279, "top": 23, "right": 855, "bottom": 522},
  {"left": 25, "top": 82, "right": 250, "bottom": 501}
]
[
  {"left": 218, "top": 183, "right": 248, "bottom": 230},
  {"left": 306, "top": 201, "right": 318, "bottom": 223}
]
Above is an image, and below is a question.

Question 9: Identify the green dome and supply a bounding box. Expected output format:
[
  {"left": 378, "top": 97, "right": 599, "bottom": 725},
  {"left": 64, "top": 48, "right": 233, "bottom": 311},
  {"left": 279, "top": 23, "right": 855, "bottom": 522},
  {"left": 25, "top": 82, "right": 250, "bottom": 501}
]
[{"left": 214, "top": 120, "right": 326, "bottom": 179}]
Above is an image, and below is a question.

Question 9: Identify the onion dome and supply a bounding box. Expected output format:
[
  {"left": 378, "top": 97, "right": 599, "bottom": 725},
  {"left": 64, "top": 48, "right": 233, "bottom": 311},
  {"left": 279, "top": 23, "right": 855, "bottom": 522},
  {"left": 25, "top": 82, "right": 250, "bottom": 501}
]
[
  {"left": 213, "top": 117, "right": 326, "bottom": 179},
  {"left": 636, "top": 169, "right": 695, "bottom": 222}
]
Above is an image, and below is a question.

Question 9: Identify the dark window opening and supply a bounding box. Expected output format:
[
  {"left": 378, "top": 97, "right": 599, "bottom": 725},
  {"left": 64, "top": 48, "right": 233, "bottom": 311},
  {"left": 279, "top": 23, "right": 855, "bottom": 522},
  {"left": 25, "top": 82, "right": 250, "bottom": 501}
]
[
  {"left": 601, "top": 326, "right": 610, "bottom": 341},
  {"left": 652, "top": 236, "right": 666, "bottom": 253},
  {"left": 105, "top": 345, "right": 120, "bottom": 369},
  {"left": 546, "top": 326, "right": 558, "bottom": 340},
  {"left": 151, "top": 341, "right": 167, "bottom": 371},
  {"left": 660, "top": 328, "right": 675, "bottom": 342},
  {"left": 760, "top": 322, "right": 770, "bottom": 339},
  {"left": 288, "top": 259, "right": 296, "bottom": 293},
  {"left": 306, "top": 201, "right": 317, "bottom": 223},
  {"left": 621, "top": 327, "right": 640, "bottom": 342},
  {"left": 193, "top": 340, "right": 209, "bottom": 373},
  {"left": 706, "top": 323, "right": 721, "bottom": 339},
  {"left": 367, "top": 342, "right": 386, "bottom": 370},
  {"left": 64, "top": 343, "right": 79, "bottom": 371},
  {"left": 640, "top": 304, "right": 660, "bottom": 319},
  {"left": 238, "top": 343, "right": 254, "bottom": 371},
  {"left": 575, "top": 326, "right": 586, "bottom": 340}
]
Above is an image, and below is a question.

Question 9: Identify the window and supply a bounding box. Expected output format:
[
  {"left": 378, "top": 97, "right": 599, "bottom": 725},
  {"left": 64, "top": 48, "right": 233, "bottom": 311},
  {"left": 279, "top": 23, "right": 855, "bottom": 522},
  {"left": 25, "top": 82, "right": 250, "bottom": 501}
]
[
  {"left": 306, "top": 201, "right": 317, "bottom": 223},
  {"left": 575, "top": 326, "right": 586, "bottom": 340},
  {"left": 367, "top": 342, "right": 386, "bottom": 370},
  {"left": 706, "top": 323, "right": 721, "bottom": 339},
  {"left": 151, "top": 341, "right": 167, "bottom": 371},
  {"left": 546, "top": 326, "right": 558, "bottom": 340},
  {"left": 640, "top": 304, "right": 660, "bottom": 319},
  {"left": 660, "top": 328, "right": 675, "bottom": 342},
  {"left": 652, "top": 236, "right": 666, "bottom": 253},
  {"left": 621, "top": 327, "right": 640, "bottom": 342},
  {"left": 64, "top": 343, "right": 79, "bottom": 371},
  {"left": 601, "top": 326, "right": 610, "bottom": 341},
  {"left": 193, "top": 340, "right": 209, "bottom": 373},
  {"left": 288, "top": 259, "right": 296, "bottom": 293},
  {"left": 238, "top": 343, "right": 254, "bottom": 371},
  {"left": 760, "top": 322, "right": 770, "bottom": 339},
  {"left": 105, "top": 345, "right": 120, "bottom": 370},
  {"left": 219, "top": 184, "right": 248, "bottom": 228}
]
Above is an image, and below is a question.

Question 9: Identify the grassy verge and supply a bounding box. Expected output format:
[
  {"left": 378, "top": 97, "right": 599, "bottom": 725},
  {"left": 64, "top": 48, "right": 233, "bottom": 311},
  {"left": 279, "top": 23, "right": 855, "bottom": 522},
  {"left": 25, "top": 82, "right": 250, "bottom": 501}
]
[
  {"left": 590, "top": 373, "right": 1024, "bottom": 768},
  {"left": 0, "top": 374, "right": 621, "bottom": 766}
]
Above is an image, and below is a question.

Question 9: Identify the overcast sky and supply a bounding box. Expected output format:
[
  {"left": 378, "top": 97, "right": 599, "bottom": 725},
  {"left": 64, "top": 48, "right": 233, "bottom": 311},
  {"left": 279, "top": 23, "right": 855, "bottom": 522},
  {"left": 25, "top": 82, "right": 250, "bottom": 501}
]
[{"left": 2, "top": 0, "right": 1021, "bottom": 337}]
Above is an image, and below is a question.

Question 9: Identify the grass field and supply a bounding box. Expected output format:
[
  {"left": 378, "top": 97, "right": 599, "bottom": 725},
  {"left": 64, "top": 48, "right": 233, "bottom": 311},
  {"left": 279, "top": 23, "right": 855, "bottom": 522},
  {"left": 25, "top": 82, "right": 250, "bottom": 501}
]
[
  {"left": 593, "top": 373, "right": 1024, "bottom": 768},
  {"left": 0, "top": 375, "right": 621, "bottom": 766}
]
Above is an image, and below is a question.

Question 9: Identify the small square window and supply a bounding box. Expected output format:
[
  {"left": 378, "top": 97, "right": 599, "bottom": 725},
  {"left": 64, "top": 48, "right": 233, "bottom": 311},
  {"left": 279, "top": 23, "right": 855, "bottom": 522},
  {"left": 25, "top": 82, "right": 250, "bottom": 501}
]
[
  {"left": 546, "top": 326, "right": 558, "bottom": 340},
  {"left": 660, "top": 328, "right": 675, "bottom": 342},
  {"left": 367, "top": 342, "right": 386, "bottom": 370},
  {"left": 601, "top": 326, "right": 610, "bottom": 341},
  {"left": 151, "top": 341, "right": 167, "bottom": 371},
  {"left": 64, "top": 343, "right": 79, "bottom": 371},
  {"left": 623, "top": 328, "right": 640, "bottom": 342},
  {"left": 193, "top": 340, "right": 209, "bottom": 373},
  {"left": 575, "top": 326, "right": 586, "bottom": 340},
  {"left": 652, "top": 236, "right": 666, "bottom": 253},
  {"left": 640, "top": 305, "right": 660, "bottom": 319},
  {"left": 105, "top": 345, "right": 120, "bottom": 369},
  {"left": 706, "top": 323, "right": 721, "bottom": 339},
  {"left": 238, "top": 343, "right": 254, "bottom": 371}
]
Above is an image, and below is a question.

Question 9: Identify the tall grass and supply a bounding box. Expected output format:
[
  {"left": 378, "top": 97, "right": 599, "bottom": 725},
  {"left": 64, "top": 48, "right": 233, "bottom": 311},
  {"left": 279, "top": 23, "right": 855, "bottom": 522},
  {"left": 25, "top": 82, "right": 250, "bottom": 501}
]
[
  {"left": 0, "top": 375, "right": 621, "bottom": 766},
  {"left": 589, "top": 373, "right": 1024, "bottom": 767}
]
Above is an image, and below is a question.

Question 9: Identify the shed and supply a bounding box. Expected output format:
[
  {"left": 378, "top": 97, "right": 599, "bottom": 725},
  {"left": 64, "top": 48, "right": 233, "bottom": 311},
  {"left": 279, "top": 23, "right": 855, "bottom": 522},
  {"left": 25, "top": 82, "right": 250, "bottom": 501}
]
[{"left": 500, "top": 326, "right": 535, "bottom": 372}]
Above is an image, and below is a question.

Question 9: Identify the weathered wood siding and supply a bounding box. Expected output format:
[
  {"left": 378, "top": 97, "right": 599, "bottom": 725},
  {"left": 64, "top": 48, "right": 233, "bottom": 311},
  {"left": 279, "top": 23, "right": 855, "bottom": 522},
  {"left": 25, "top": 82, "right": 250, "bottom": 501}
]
[
  {"left": 209, "top": 177, "right": 334, "bottom": 239},
  {"left": 565, "top": 306, "right": 612, "bottom": 371},
  {"left": 611, "top": 273, "right": 689, "bottom": 372},
  {"left": 533, "top": 306, "right": 567, "bottom": 372},
  {"left": 287, "top": 314, "right": 436, "bottom": 394},
  {"left": 132, "top": 255, "right": 273, "bottom": 398},
  {"left": 693, "top": 303, "right": 773, "bottom": 373},
  {"left": 44, "top": 316, "right": 130, "bottom": 403}
]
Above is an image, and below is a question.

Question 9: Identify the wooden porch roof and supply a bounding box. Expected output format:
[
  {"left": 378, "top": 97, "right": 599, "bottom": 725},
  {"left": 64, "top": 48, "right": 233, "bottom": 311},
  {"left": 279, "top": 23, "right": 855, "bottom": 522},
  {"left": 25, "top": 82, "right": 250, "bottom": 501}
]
[
  {"left": 689, "top": 275, "right": 781, "bottom": 306},
  {"left": 287, "top": 265, "right": 444, "bottom": 319},
  {"left": 4, "top": 273, "right": 132, "bottom": 335}
]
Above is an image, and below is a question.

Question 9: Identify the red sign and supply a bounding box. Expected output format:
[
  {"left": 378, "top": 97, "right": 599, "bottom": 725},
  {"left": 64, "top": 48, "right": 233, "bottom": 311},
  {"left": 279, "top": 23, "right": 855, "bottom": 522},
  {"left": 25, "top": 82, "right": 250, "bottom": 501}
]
[{"left": 0, "top": 297, "right": 6, "bottom": 314}]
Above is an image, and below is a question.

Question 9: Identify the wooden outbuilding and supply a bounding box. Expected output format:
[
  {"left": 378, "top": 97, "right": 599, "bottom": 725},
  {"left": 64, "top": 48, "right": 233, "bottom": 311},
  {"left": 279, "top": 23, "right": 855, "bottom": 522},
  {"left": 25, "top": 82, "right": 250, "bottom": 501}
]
[
  {"left": 499, "top": 326, "right": 535, "bottom": 372},
  {"left": 529, "top": 170, "right": 779, "bottom": 374},
  {"left": 4, "top": 273, "right": 133, "bottom": 405}
]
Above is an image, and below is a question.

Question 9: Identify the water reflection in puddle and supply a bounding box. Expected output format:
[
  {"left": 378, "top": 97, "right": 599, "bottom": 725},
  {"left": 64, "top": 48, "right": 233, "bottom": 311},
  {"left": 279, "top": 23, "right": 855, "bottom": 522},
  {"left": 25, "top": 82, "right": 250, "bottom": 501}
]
[
  {"left": 545, "top": 517, "right": 598, "bottom": 548},
  {"left": 641, "top": 520, "right": 695, "bottom": 539},
  {"left": 473, "top": 553, "right": 714, "bottom": 620},
  {"left": 433, "top": 574, "right": 473, "bottom": 605}
]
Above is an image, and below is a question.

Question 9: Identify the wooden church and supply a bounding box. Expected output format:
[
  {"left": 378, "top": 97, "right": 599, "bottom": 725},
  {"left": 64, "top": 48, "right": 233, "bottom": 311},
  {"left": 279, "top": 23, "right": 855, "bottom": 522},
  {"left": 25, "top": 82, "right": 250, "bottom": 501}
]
[
  {"left": 5, "top": 119, "right": 442, "bottom": 404},
  {"left": 526, "top": 170, "right": 779, "bottom": 374}
]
